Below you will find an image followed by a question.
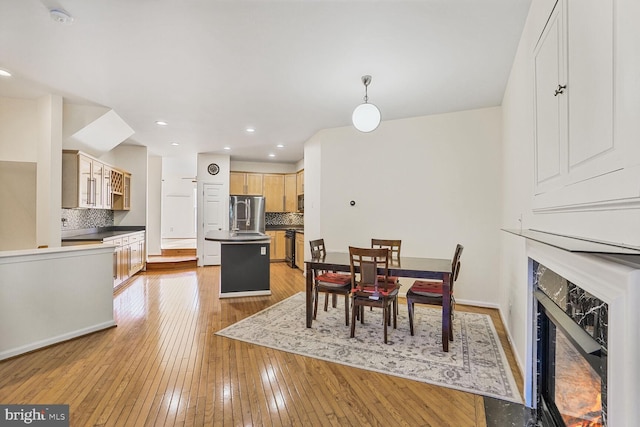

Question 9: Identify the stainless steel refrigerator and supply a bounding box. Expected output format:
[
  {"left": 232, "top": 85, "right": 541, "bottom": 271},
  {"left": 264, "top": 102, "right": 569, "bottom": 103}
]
[{"left": 229, "top": 195, "right": 266, "bottom": 233}]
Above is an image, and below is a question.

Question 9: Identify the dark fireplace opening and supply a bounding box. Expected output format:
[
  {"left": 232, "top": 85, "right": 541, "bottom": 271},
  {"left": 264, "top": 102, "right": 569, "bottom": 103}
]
[{"left": 533, "top": 262, "right": 608, "bottom": 427}]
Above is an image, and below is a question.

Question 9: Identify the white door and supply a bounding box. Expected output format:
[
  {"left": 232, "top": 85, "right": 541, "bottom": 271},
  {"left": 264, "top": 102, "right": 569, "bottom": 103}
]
[{"left": 203, "top": 183, "right": 225, "bottom": 265}]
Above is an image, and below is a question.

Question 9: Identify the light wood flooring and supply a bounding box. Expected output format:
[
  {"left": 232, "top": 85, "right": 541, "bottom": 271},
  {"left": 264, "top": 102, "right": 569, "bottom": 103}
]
[{"left": 0, "top": 263, "right": 523, "bottom": 426}]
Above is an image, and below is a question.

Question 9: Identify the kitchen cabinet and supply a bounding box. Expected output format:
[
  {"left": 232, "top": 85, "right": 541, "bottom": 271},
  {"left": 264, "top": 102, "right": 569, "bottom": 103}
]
[
  {"left": 62, "top": 151, "right": 105, "bottom": 208},
  {"left": 103, "top": 165, "right": 112, "bottom": 210},
  {"left": 104, "top": 231, "right": 145, "bottom": 288},
  {"left": 263, "top": 174, "right": 285, "bottom": 212},
  {"left": 62, "top": 150, "right": 131, "bottom": 211},
  {"left": 295, "top": 232, "right": 304, "bottom": 270},
  {"left": 230, "top": 172, "right": 263, "bottom": 195},
  {"left": 266, "top": 230, "right": 286, "bottom": 261},
  {"left": 296, "top": 170, "right": 304, "bottom": 195},
  {"left": 532, "top": 0, "right": 634, "bottom": 211},
  {"left": 284, "top": 174, "right": 297, "bottom": 212},
  {"left": 111, "top": 170, "right": 131, "bottom": 211}
]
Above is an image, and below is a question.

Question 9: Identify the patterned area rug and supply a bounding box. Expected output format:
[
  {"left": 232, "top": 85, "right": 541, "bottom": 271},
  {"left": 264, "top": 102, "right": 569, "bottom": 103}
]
[{"left": 216, "top": 292, "right": 522, "bottom": 403}]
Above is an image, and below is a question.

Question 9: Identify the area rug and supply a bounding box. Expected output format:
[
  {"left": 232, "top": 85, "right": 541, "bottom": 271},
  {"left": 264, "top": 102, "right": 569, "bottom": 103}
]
[{"left": 216, "top": 292, "right": 522, "bottom": 403}]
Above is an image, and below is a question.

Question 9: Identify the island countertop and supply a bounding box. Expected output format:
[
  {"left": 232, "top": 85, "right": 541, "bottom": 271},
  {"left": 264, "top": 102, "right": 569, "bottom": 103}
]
[{"left": 205, "top": 230, "right": 270, "bottom": 243}]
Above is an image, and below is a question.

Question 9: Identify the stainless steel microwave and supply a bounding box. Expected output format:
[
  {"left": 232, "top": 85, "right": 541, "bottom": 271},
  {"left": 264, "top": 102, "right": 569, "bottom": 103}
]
[{"left": 297, "top": 194, "right": 304, "bottom": 212}]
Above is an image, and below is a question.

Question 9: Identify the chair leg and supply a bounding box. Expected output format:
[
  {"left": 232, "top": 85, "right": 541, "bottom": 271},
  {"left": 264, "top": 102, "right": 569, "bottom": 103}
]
[
  {"left": 407, "top": 298, "right": 415, "bottom": 336},
  {"left": 324, "top": 292, "right": 329, "bottom": 311},
  {"left": 360, "top": 306, "right": 365, "bottom": 324},
  {"left": 313, "top": 287, "right": 319, "bottom": 320},
  {"left": 344, "top": 295, "right": 349, "bottom": 326},
  {"left": 383, "top": 305, "right": 388, "bottom": 344},
  {"left": 350, "top": 302, "right": 358, "bottom": 338},
  {"left": 392, "top": 299, "right": 397, "bottom": 329},
  {"left": 449, "top": 308, "right": 454, "bottom": 341},
  {"left": 332, "top": 293, "right": 337, "bottom": 308}
]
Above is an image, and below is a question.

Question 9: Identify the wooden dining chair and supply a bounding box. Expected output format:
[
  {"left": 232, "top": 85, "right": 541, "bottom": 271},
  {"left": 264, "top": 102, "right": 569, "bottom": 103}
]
[
  {"left": 349, "top": 246, "right": 400, "bottom": 344},
  {"left": 406, "top": 244, "right": 463, "bottom": 351},
  {"left": 371, "top": 239, "right": 401, "bottom": 284},
  {"left": 309, "top": 238, "right": 352, "bottom": 325},
  {"left": 371, "top": 239, "right": 402, "bottom": 318}
]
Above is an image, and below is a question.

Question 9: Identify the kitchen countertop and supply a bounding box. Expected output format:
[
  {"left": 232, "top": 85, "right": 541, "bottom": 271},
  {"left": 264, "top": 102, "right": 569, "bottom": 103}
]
[
  {"left": 61, "top": 226, "right": 146, "bottom": 242},
  {"left": 265, "top": 226, "right": 304, "bottom": 231},
  {"left": 205, "top": 230, "right": 271, "bottom": 242}
]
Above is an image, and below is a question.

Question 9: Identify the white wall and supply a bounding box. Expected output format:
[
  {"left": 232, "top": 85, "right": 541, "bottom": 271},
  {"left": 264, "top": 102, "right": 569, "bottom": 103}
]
[
  {"left": 0, "top": 95, "right": 62, "bottom": 249},
  {"left": 147, "top": 156, "right": 162, "bottom": 256},
  {"left": 101, "top": 145, "right": 149, "bottom": 227},
  {"left": 36, "top": 95, "right": 62, "bottom": 248},
  {"left": 230, "top": 160, "right": 298, "bottom": 174},
  {"left": 499, "top": 0, "right": 640, "bottom": 374},
  {"left": 196, "top": 153, "right": 231, "bottom": 265},
  {"left": 305, "top": 107, "right": 503, "bottom": 306},
  {"left": 161, "top": 155, "right": 197, "bottom": 239},
  {"left": 0, "top": 245, "right": 115, "bottom": 360}
]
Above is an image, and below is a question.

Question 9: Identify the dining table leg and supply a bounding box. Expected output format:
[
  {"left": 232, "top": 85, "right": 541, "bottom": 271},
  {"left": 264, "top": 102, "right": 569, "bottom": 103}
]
[
  {"left": 306, "top": 262, "right": 313, "bottom": 328},
  {"left": 442, "top": 272, "right": 451, "bottom": 352}
]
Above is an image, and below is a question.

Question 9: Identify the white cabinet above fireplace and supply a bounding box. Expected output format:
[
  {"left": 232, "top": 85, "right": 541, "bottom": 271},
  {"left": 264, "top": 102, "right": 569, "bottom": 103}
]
[{"left": 532, "top": 0, "right": 640, "bottom": 213}]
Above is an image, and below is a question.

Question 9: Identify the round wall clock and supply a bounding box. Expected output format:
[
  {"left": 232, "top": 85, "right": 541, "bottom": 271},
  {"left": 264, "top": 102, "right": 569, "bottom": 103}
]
[{"left": 207, "top": 163, "right": 220, "bottom": 175}]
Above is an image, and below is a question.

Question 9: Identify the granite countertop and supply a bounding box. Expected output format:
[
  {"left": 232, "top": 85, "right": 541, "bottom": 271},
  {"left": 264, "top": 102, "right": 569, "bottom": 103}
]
[
  {"left": 205, "top": 230, "right": 271, "bottom": 242},
  {"left": 61, "top": 226, "right": 146, "bottom": 242}
]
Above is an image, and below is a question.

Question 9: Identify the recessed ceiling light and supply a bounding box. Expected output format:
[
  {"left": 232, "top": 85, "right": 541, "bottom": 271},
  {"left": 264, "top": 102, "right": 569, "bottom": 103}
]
[
  {"left": 171, "top": 142, "right": 179, "bottom": 146},
  {"left": 276, "top": 144, "right": 284, "bottom": 148},
  {"left": 0, "top": 69, "right": 11, "bottom": 77},
  {"left": 246, "top": 127, "right": 255, "bottom": 133},
  {"left": 223, "top": 146, "right": 231, "bottom": 150},
  {"left": 268, "top": 153, "right": 276, "bottom": 158},
  {"left": 155, "top": 120, "right": 168, "bottom": 126}
]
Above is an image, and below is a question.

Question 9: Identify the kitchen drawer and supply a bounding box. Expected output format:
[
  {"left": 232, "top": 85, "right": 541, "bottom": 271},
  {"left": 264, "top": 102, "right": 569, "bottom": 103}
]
[
  {"left": 104, "top": 237, "right": 123, "bottom": 247},
  {"left": 121, "top": 236, "right": 130, "bottom": 245}
]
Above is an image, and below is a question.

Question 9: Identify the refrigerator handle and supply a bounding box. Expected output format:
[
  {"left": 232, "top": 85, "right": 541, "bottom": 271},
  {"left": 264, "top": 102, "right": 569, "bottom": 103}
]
[{"left": 246, "top": 198, "right": 251, "bottom": 227}]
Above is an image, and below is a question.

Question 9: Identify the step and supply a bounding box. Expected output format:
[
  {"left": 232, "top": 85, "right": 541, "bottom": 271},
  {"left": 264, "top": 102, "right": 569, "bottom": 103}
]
[
  {"left": 161, "top": 248, "right": 197, "bottom": 257},
  {"left": 146, "top": 255, "right": 198, "bottom": 270}
]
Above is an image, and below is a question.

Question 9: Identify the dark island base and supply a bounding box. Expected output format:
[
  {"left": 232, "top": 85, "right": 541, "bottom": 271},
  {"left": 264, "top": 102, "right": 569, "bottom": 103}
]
[{"left": 220, "top": 242, "right": 271, "bottom": 298}]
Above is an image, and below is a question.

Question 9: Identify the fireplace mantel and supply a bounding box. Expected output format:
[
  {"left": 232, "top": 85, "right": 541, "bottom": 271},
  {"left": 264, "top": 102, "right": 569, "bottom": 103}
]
[{"left": 512, "top": 230, "right": 640, "bottom": 426}]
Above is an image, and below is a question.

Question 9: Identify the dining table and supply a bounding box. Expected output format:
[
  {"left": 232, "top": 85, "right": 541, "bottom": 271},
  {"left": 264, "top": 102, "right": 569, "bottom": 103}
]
[{"left": 305, "top": 251, "right": 454, "bottom": 350}]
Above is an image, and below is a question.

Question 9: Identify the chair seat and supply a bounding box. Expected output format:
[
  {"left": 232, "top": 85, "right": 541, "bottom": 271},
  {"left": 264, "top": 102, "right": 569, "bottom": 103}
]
[
  {"left": 353, "top": 284, "right": 400, "bottom": 297},
  {"left": 408, "top": 280, "right": 449, "bottom": 297},
  {"left": 316, "top": 272, "right": 351, "bottom": 288}
]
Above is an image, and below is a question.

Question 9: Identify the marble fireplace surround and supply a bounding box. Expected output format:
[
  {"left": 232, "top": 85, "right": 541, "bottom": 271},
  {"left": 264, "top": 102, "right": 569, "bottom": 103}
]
[{"left": 524, "top": 238, "right": 640, "bottom": 426}]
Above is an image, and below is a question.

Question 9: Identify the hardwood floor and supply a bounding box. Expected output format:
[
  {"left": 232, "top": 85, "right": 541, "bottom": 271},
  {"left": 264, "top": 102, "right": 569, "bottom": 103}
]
[{"left": 0, "top": 263, "right": 523, "bottom": 426}]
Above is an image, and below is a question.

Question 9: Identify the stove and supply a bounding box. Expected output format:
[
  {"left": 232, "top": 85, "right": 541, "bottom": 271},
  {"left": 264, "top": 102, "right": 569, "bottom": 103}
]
[{"left": 284, "top": 229, "right": 296, "bottom": 268}]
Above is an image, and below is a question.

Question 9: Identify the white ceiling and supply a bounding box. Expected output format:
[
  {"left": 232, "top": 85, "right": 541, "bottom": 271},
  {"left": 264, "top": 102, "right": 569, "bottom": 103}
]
[{"left": 0, "top": 0, "right": 531, "bottom": 163}]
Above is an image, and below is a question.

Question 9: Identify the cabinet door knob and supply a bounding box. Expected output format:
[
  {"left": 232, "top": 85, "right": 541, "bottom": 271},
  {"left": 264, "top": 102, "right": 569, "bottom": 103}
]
[{"left": 554, "top": 84, "right": 567, "bottom": 96}]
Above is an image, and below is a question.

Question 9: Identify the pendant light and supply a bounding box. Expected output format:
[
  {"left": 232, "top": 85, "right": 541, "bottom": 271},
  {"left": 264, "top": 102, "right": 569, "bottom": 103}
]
[{"left": 352, "top": 75, "right": 381, "bottom": 132}]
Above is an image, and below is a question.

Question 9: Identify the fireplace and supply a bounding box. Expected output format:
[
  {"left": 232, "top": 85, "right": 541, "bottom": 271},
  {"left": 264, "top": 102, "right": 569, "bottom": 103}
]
[
  {"left": 534, "top": 262, "right": 607, "bottom": 426},
  {"left": 515, "top": 230, "right": 640, "bottom": 427}
]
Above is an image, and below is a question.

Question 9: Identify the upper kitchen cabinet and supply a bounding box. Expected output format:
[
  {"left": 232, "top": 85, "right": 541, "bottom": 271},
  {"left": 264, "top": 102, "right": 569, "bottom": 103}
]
[
  {"left": 263, "top": 174, "right": 285, "bottom": 212},
  {"left": 533, "top": 0, "right": 640, "bottom": 211},
  {"left": 230, "top": 172, "right": 263, "bottom": 195},
  {"left": 62, "top": 150, "right": 131, "bottom": 210},
  {"left": 284, "top": 174, "right": 297, "bottom": 212},
  {"left": 296, "top": 170, "right": 304, "bottom": 195},
  {"left": 62, "top": 151, "right": 105, "bottom": 208},
  {"left": 112, "top": 170, "right": 131, "bottom": 211}
]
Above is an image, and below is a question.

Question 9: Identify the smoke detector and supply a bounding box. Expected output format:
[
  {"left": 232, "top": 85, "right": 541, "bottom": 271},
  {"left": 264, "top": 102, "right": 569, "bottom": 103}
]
[{"left": 49, "top": 8, "right": 74, "bottom": 25}]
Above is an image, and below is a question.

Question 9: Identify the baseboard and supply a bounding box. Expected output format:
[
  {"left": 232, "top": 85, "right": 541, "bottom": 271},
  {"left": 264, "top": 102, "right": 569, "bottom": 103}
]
[{"left": 0, "top": 320, "right": 116, "bottom": 361}]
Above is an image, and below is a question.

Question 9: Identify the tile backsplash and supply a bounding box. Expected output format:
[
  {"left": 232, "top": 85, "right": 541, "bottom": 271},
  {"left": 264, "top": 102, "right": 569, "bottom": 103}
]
[
  {"left": 266, "top": 212, "right": 303, "bottom": 227},
  {"left": 61, "top": 210, "right": 302, "bottom": 231},
  {"left": 61, "top": 208, "right": 114, "bottom": 230}
]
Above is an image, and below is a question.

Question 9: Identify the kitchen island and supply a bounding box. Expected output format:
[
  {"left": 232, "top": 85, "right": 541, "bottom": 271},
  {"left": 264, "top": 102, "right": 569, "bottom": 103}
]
[{"left": 205, "top": 231, "right": 271, "bottom": 298}]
